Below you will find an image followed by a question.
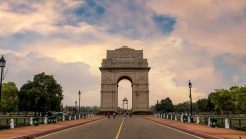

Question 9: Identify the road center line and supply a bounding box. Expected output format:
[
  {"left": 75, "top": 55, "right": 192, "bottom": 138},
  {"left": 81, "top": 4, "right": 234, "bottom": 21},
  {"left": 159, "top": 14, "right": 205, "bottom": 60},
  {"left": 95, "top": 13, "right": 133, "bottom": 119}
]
[{"left": 115, "top": 117, "right": 125, "bottom": 139}]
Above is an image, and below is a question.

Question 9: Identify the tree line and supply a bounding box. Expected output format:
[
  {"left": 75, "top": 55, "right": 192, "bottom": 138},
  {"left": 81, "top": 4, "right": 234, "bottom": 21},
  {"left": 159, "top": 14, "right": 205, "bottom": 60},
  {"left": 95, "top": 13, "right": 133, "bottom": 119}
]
[
  {"left": 0, "top": 72, "right": 63, "bottom": 115},
  {"left": 153, "top": 86, "right": 246, "bottom": 114}
]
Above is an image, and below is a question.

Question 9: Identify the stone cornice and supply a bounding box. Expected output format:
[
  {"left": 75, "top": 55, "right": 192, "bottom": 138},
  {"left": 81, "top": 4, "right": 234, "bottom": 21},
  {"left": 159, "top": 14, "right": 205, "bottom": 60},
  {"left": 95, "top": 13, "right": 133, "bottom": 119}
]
[{"left": 99, "top": 67, "right": 151, "bottom": 71}]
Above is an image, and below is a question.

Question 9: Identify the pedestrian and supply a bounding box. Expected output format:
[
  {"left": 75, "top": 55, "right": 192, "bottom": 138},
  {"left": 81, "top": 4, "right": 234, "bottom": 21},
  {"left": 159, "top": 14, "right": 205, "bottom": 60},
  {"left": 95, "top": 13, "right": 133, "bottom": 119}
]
[
  {"left": 107, "top": 112, "right": 110, "bottom": 119},
  {"left": 113, "top": 112, "right": 116, "bottom": 119}
]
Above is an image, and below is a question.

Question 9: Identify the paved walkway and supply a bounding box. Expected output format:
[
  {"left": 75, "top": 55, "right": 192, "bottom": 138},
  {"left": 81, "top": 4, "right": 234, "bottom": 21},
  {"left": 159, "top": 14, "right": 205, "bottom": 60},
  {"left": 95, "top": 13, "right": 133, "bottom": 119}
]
[
  {"left": 0, "top": 116, "right": 104, "bottom": 139},
  {"left": 145, "top": 116, "right": 246, "bottom": 139}
]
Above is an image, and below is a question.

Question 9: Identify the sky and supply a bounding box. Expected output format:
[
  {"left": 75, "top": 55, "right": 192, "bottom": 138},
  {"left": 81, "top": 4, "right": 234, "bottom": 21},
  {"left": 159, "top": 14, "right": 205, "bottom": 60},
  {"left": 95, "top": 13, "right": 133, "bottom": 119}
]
[{"left": 1, "top": 0, "right": 246, "bottom": 108}]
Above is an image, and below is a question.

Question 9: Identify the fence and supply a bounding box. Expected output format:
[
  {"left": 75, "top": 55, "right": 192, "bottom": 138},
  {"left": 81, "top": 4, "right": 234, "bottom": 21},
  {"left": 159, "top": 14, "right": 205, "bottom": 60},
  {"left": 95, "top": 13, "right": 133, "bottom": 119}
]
[
  {"left": 154, "top": 113, "right": 246, "bottom": 131},
  {"left": 0, "top": 113, "right": 95, "bottom": 130}
]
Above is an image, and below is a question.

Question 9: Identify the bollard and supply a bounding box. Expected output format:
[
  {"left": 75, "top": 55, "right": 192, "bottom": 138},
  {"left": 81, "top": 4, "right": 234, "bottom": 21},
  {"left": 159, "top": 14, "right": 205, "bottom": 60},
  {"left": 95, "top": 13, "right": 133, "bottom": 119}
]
[
  {"left": 30, "top": 117, "right": 33, "bottom": 126},
  {"left": 44, "top": 117, "right": 48, "bottom": 124},
  {"left": 74, "top": 115, "right": 77, "bottom": 120},
  {"left": 69, "top": 115, "right": 71, "bottom": 121},
  {"left": 225, "top": 118, "right": 230, "bottom": 129},
  {"left": 10, "top": 119, "right": 14, "bottom": 129},
  {"left": 175, "top": 115, "right": 177, "bottom": 121},
  {"left": 196, "top": 117, "right": 200, "bottom": 124},
  {"left": 188, "top": 116, "right": 191, "bottom": 123},
  {"left": 79, "top": 115, "right": 81, "bottom": 119},
  {"left": 208, "top": 117, "right": 211, "bottom": 126},
  {"left": 181, "top": 114, "right": 183, "bottom": 122},
  {"left": 63, "top": 115, "right": 65, "bottom": 121},
  {"left": 171, "top": 114, "right": 173, "bottom": 120}
]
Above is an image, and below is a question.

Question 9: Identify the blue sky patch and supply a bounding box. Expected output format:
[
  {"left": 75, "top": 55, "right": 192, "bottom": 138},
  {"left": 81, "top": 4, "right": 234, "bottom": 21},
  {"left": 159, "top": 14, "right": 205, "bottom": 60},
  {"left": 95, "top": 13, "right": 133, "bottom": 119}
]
[
  {"left": 153, "top": 14, "right": 176, "bottom": 34},
  {"left": 74, "top": 0, "right": 105, "bottom": 25},
  {"left": 0, "top": 31, "right": 41, "bottom": 50}
]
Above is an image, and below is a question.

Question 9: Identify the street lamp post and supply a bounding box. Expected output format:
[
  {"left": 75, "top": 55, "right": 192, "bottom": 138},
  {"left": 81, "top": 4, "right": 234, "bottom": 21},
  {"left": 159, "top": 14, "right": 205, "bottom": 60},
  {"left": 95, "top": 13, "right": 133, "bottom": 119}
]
[
  {"left": 156, "top": 100, "right": 159, "bottom": 113},
  {"left": 75, "top": 101, "right": 77, "bottom": 114},
  {"left": 188, "top": 80, "right": 193, "bottom": 116},
  {"left": 0, "top": 55, "right": 6, "bottom": 111},
  {"left": 78, "top": 90, "right": 81, "bottom": 114}
]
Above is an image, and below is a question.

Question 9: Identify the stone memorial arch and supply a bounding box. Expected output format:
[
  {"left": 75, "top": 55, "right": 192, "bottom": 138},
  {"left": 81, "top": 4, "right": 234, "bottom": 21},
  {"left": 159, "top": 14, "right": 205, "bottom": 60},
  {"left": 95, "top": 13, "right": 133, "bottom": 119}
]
[{"left": 99, "top": 46, "right": 150, "bottom": 113}]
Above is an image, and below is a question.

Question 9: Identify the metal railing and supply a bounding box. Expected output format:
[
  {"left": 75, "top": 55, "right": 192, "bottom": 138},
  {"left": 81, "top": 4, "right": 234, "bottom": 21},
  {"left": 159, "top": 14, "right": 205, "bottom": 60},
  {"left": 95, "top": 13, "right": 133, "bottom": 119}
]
[
  {"left": 154, "top": 113, "right": 246, "bottom": 131},
  {"left": 0, "top": 113, "right": 95, "bottom": 130}
]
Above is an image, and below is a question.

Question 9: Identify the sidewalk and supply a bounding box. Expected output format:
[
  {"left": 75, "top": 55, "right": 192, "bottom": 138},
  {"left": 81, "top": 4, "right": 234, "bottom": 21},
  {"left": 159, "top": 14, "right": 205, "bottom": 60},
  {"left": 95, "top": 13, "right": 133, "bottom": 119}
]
[
  {"left": 0, "top": 116, "right": 104, "bottom": 139},
  {"left": 144, "top": 116, "right": 246, "bottom": 139}
]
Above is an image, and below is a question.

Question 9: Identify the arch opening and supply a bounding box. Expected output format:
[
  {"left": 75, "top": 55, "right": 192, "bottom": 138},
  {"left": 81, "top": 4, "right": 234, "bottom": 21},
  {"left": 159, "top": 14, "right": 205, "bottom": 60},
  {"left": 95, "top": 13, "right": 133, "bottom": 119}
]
[
  {"left": 117, "top": 76, "right": 133, "bottom": 85},
  {"left": 117, "top": 77, "right": 132, "bottom": 113}
]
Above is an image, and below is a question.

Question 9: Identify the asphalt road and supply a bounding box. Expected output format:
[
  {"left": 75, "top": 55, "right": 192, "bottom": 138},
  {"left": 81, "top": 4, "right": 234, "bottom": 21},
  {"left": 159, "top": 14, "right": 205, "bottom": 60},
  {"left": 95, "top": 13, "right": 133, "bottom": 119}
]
[{"left": 37, "top": 116, "right": 201, "bottom": 139}]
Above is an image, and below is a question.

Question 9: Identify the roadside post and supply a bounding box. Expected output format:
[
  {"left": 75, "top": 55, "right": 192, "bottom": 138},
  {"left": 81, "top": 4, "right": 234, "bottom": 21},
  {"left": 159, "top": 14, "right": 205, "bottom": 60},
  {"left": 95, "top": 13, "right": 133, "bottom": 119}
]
[
  {"left": 225, "top": 118, "right": 230, "bottom": 129},
  {"left": 10, "top": 119, "right": 14, "bottom": 129}
]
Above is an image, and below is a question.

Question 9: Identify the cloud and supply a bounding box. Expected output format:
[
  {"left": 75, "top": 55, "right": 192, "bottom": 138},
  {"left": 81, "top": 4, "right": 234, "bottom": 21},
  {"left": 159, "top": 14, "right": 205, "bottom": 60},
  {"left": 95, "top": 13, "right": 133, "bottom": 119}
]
[
  {"left": 4, "top": 52, "right": 100, "bottom": 106},
  {"left": 63, "top": 0, "right": 178, "bottom": 39},
  {"left": 147, "top": 0, "right": 246, "bottom": 56},
  {"left": 1, "top": 0, "right": 246, "bottom": 107}
]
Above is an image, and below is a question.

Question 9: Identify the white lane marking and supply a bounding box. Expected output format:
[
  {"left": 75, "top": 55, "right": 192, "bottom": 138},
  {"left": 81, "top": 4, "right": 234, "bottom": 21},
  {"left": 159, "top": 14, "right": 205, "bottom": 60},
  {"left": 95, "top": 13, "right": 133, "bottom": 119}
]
[
  {"left": 148, "top": 120, "right": 203, "bottom": 139},
  {"left": 36, "top": 118, "right": 105, "bottom": 139},
  {"left": 115, "top": 117, "right": 125, "bottom": 139}
]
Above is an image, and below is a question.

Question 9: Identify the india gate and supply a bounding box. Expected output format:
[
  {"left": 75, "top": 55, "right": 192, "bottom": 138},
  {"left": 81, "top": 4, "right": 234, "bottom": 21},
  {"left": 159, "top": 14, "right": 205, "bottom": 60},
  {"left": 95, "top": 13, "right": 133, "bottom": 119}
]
[{"left": 99, "top": 46, "right": 150, "bottom": 113}]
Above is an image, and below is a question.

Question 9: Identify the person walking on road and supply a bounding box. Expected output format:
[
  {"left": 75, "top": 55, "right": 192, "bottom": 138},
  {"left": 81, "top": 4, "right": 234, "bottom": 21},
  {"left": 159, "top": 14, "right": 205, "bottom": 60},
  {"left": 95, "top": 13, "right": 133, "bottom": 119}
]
[
  {"left": 107, "top": 112, "right": 110, "bottom": 119},
  {"left": 113, "top": 112, "right": 116, "bottom": 119}
]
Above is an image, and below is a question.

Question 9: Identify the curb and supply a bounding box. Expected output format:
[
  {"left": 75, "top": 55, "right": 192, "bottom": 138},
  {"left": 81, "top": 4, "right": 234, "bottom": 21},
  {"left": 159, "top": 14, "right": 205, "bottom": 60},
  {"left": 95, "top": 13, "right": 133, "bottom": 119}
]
[
  {"left": 144, "top": 117, "right": 223, "bottom": 139},
  {"left": 13, "top": 117, "right": 104, "bottom": 139}
]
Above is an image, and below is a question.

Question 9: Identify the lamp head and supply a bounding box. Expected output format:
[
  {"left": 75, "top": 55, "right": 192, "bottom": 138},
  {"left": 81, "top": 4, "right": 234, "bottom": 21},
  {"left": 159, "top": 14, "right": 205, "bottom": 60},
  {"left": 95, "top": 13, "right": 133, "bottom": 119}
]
[
  {"left": 0, "top": 55, "right": 6, "bottom": 68},
  {"left": 188, "top": 80, "right": 192, "bottom": 88}
]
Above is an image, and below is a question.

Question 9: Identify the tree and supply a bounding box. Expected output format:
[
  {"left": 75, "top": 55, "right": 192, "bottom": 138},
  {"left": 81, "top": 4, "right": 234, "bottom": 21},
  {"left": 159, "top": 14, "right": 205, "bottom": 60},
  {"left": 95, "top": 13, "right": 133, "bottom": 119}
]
[
  {"left": 1, "top": 82, "right": 18, "bottom": 113},
  {"left": 211, "top": 89, "right": 235, "bottom": 115},
  {"left": 207, "top": 93, "right": 215, "bottom": 112},
  {"left": 150, "top": 105, "right": 156, "bottom": 113},
  {"left": 18, "top": 72, "right": 63, "bottom": 114},
  {"left": 236, "top": 86, "right": 246, "bottom": 112},
  {"left": 196, "top": 98, "right": 208, "bottom": 112},
  {"left": 174, "top": 101, "right": 190, "bottom": 113},
  {"left": 159, "top": 97, "right": 174, "bottom": 112}
]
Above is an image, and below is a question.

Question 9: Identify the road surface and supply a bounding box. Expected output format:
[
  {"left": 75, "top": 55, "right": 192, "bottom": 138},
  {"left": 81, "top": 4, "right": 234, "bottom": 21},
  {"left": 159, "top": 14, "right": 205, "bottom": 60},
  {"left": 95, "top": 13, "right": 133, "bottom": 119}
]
[{"left": 38, "top": 116, "right": 201, "bottom": 139}]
